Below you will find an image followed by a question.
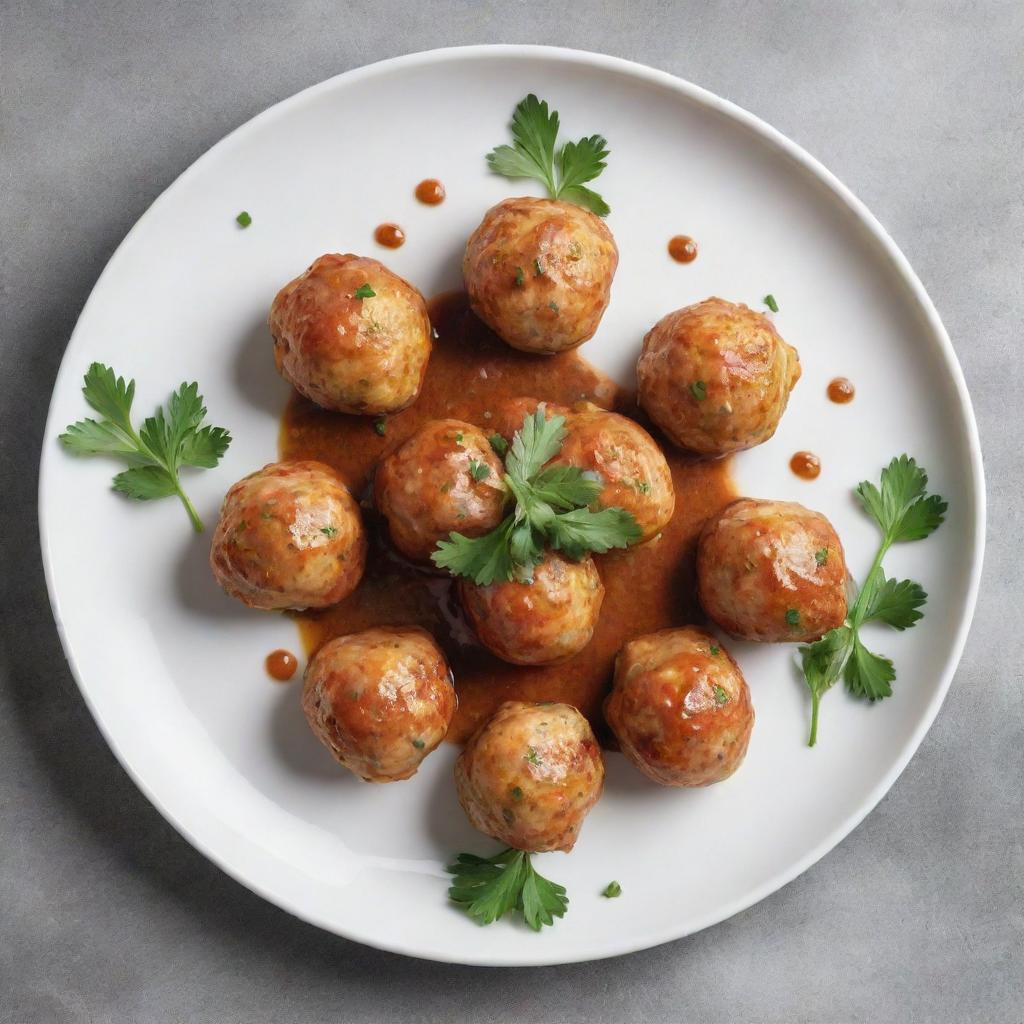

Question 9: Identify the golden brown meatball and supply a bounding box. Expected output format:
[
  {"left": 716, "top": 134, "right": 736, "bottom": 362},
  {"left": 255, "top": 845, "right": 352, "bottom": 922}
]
[
  {"left": 459, "top": 552, "right": 604, "bottom": 665},
  {"left": 302, "top": 627, "right": 456, "bottom": 782},
  {"left": 455, "top": 701, "right": 604, "bottom": 852},
  {"left": 489, "top": 397, "right": 571, "bottom": 444},
  {"left": 374, "top": 419, "right": 506, "bottom": 563},
  {"left": 697, "top": 498, "right": 848, "bottom": 642},
  {"left": 270, "top": 253, "right": 431, "bottom": 414},
  {"left": 605, "top": 627, "right": 754, "bottom": 787},
  {"left": 210, "top": 460, "right": 366, "bottom": 610},
  {"left": 550, "top": 403, "right": 675, "bottom": 543},
  {"left": 464, "top": 197, "right": 618, "bottom": 354},
  {"left": 637, "top": 297, "right": 801, "bottom": 456}
]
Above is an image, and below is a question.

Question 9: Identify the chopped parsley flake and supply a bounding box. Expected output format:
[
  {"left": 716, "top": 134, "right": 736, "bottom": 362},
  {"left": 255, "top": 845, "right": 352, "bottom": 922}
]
[
  {"left": 764, "top": 294, "right": 779, "bottom": 313},
  {"left": 689, "top": 380, "right": 707, "bottom": 401},
  {"left": 354, "top": 283, "right": 376, "bottom": 299},
  {"left": 786, "top": 608, "right": 801, "bottom": 627},
  {"left": 235, "top": 210, "right": 252, "bottom": 228},
  {"left": 713, "top": 685, "right": 730, "bottom": 706},
  {"left": 602, "top": 881, "right": 622, "bottom": 898}
]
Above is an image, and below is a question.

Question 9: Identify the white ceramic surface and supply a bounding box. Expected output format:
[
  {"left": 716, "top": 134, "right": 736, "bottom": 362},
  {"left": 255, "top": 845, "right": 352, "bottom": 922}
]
[{"left": 38, "top": 46, "right": 984, "bottom": 966}]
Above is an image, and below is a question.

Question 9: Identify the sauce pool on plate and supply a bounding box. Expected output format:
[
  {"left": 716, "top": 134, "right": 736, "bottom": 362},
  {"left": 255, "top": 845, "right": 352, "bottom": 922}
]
[
  {"left": 668, "top": 235, "right": 698, "bottom": 263},
  {"left": 374, "top": 223, "right": 406, "bottom": 248},
  {"left": 280, "top": 292, "right": 737, "bottom": 745},
  {"left": 415, "top": 179, "right": 446, "bottom": 205},
  {"left": 827, "top": 377, "right": 855, "bottom": 403},
  {"left": 790, "top": 451, "right": 821, "bottom": 479},
  {"left": 266, "top": 649, "right": 298, "bottom": 681}
]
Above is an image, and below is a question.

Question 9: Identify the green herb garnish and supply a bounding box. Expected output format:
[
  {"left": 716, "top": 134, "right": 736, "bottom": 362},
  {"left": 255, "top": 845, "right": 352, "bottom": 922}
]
[
  {"left": 354, "top": 283, "right": 376, "bottom": 299},
  {"left": 800, "top": 455, "right": 947, "bottom": 746},
  {"left": 320, "top": 525, "right": 338, "bottom": 538},
  {"left": 235, "top": 211, "right": 252, "bottom": 228},
  {"left": 713, "top": 685, "right": 730, "bottom": 706},
  {"left": 374, "top": 418, "right": 387, "bottom": 437},
  {"left": 764, "top": 294, "right": 779, "bottom": 312},
  {"left": 785, "top": 608, "right": 801, "bottom": 627},
  {"left": 601, "top": 881, "right": 622, "bottom": 899},
  {"left": 486, "top": 94, "right": 610, "bottom": 216},
  {"left": 59, "top": 363, "right": 231, "bottom": 532},
  {"left": 689, "top": 381, "right": 707, "bottom": 401},
  {"left": 411, "top": 738, "right": 425, "bottom": 749},
  {"left": 514, "top": 266, "right": 525, "bottom": 288},
  {"left": 489, "top": 433, "right": 509, "bottom": 458},
  {"left": 533, "top": 257, "right": 545, "bottom": 277},
  {"left": 447, "top": 848, "right": 568, "bottom": 931},
  {"left": 432, "top": 406, "right": 642, "bottom": 584},
  {"left": 469, "top": 459, "right": 491, "bottom": 482},
  {"left": 815, "top": 547, "right": 829, "bottom": 566}
]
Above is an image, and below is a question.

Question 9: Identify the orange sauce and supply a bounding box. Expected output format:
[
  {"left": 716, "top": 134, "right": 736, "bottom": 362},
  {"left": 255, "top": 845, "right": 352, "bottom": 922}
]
[
  {"left": 415, "top": 179, "right": 446, "bottom": 205},
  {"left": 374, "top": 223, "right": 406, "bottom": 248},
  {"left": 827, "top": 377, "right": 855, "bottom": 403},
  {"left": 790, "top": 451, "right": 821, "bottom": 480},
  {"left": 266, "top": 649, "right": 298, "bottom": 681},
  {"left": 280, "top": 292, "right": 736, "bottom": 745},
  {"left": 668, "top": 235, "right": 698, "bottom": 263}
]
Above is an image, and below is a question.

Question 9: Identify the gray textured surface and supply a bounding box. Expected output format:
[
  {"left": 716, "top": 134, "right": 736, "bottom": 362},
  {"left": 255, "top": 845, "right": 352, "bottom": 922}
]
[{"left": 2, "top": 2, "right": 1021, "bottom": 1022}]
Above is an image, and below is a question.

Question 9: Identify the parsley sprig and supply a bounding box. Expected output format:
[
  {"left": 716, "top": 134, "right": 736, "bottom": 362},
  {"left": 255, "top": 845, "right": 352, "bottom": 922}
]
[
  {"left": 431, "top": 406, "right": 641, "bottom": 584},
  {"left": 447, "top": 848, "right": 568, "bottom": 931},
  {"left": 800, "top": 456, "right": 947, "bottom": 746},
  {"left": 59, "top": 363, "right": 232, "bottom": 532},
  {"left": 487, "top": 94, "right": 611, "bottom": 216}
]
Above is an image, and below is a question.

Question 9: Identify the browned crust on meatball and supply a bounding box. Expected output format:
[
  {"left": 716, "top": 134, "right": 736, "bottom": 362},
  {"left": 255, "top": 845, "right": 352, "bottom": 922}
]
[
  {"left": 302, "top": 626, "right": 456, "bottom": 782},
  {"left": 210, "top": 460, "right": 366, "bottom": 610},
  {"left": 454, "top": 701, "right": 604, "bottom": 852},
  {"left": 459, "top": 552, "right": 605, "bottom": 665},
  {"left": 605, "top": 627, "right": 754, "bottom": 787},
  {"left": 637, "top": 297, "right": 801, "bottom": 456},
  {"left": 463, "top": 197, "right": 618, "bottom": 354},
  {"left": 374, "top": 419, "right": 506, "bottom": 563},
  {"left": 696, "top": 498, "right": 848, "bottom": 642},
  {"left": 270, "top": 253, "right": 431, "bottom": 414}
]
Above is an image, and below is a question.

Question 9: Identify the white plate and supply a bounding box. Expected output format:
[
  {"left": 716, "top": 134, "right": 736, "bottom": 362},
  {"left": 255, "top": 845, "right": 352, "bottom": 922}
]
[{"left": 39, "top": 46, "right": 984, "bottom": 965}]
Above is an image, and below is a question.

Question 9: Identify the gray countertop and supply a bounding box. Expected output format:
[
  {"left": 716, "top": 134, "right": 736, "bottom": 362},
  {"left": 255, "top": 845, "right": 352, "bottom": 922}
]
[{"left": 2, "top": 3, "right": 1021, "bottom": 1022}]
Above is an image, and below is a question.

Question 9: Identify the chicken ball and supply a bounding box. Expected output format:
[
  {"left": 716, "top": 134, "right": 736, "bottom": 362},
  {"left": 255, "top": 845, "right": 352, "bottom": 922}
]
[
  {"left": 697, "top": 498, "right": 847, "bottom": 642},
  {"left": 637, "top": 297, "right": 801, "bottom": 456},
  {"left": 459, "top": 551, "right": 604, "bottom": 665},
  {"left": 270, "top": 253, "right": 431, "bottom": 414},
  {"left": 464, "top": 197, "right": 618, "bottom": 354},
  {"left": 455, "top": 701, "right": 604, "bottom": 852},
  {"left": 605, "top": 627, "right": 754, "bottom": 787},
  {"left": 374, "top": 419, "right": 506, "bottom": 562},
  {"left": 210, "top": 460, "right": 366, "bottom": 610},
  {"left": 302, "top": 627, "right": 456, "bottom": 782}
]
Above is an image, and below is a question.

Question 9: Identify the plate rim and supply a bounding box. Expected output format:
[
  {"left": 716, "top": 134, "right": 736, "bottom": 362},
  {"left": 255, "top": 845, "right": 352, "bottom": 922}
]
[{"left": 37, "top": 43, "right": 987, "bottom": 966}]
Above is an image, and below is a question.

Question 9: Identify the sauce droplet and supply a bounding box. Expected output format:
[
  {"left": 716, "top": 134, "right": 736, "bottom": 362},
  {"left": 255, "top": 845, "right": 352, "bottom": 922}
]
[
  {"left": 266, "top": 649, "right": 298, "bottom": 682},
  {"left": 827, "top": 377, "right": 855, "bottom": 403},
  {"left": 668, "top": 235, "right": 698, "bottom": 263},
  {"left": 790, "top": 451, "right": 821, "bottom": 480},
  {"left": 415, "top": 179, "right": 446, "bottom": 205},
  {"left": 374, "top": 223, "right": 406, "bottom": 248}
]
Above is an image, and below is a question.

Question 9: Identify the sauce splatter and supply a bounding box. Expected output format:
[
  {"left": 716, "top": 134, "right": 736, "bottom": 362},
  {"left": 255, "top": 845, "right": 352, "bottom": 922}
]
[
  {"left": 266, "top": 649, "right": 299, "bottom": 682},
  {"left": 668, "top": 235, "right": 698, "bottom": 263},
  {"left": 415, "top": 179, "right": 446, "bottom": 205},
  {"left": 790, "top": 451, "right": 821, "bottom": 480},
  {"left": 827, "top": 377, "right": 855, "bottom": 403},
  {"left": 280, "top": 292, "right": 736, "bottom": 745},
  {"left": 374, "top": 223, "right": 406, "bottom": 248}
]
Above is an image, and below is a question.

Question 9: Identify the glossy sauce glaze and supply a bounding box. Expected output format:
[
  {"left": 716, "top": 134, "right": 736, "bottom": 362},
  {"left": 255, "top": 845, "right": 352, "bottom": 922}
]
[
  {"left": 374, "top": 223, "right": 406, "bottom": 248},
  {"left": 266, "top": 649, "right": 299, "bottom": 681},
  {"left": 415, "top": 179, "right": 446, "bottom": 205},
  {"left": 280, "top": 292, "right": 737, "bottom": 745},
  {"left": 827, "top": 377, "right": 855, "bottom": 403},
  {"left": 790, "top": 451, "right": 821, "bottom": 479},
  {"left": 668, "top": 235, "right": 699, "bottom": 263}
]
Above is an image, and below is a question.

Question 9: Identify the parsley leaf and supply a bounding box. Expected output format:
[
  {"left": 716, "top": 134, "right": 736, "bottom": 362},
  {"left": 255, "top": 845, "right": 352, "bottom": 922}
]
[
  {"left": 798, "top": 455, "right": 945, "bottom": 746},
  {"left": 530, "top": 465, "right": 603, "bottom": 510},
  {"left": 486, "top": 94, "right": 611, "bottom": 216},
  {"left": 433, "top": 515, "right": 516, "bottom": 586},
  {"left": 354, "top": 283, "right": 375, "bottom": 299},
  {"left": 764, "top": 293, "right": 779, "bottom": 312},
  {"left": 447, "top": 848, "right": 568, "bottom": 931},
  {"left": 489, "top": 432, "right": 510, "bottom": 458},
  {"left": 601, "top": 880, "right": 622, "bottom": 899},
  {"left": 469, "top": 459, "right": 491, "bottom": 482},
  {"left": 59, "top": 363, "right": 231, "bottom": 532},
  {"left": 505, "top": 405, "right": 568, "bottom": 482},
  {"left": 236, "top": 211, "right": 252, "bottom": 227},
  {"left": 547, "top": 506, "right": 642, "bottom": 559}
]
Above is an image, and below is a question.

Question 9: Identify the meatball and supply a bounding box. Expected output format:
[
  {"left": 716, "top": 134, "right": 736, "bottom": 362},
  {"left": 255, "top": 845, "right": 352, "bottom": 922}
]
[
  {"left": 489, "top": 396, "right": 571, "bottom": 444},
  {"left": 605, "top": 627, "right": 754, "bottom": 787},
  {"left": 374, "top": 419, "right": 506, "bottom": 563},
  {"left": 270, "top": 253, "right": 431, "bottom": 414},
  {"left": 459, "top": 552, "right": 604, "bottom": 665},
  {"left": 464, "top": 197, "right": 618, "bottom": 354},
  {"left": 302, "top": 627, "right": 455, "bottom": 782},
  {"left": 455, "top": 701, "right": 604, "bottom": 852},
  {"left": 550, "top": 402, "right": 675, "bottom": 542},
  {"left": 637, "top": 297, "right": 801, "bottom": 456},
  {"left": 210, "top": 460, "right": 366, "bottom": 610},
  {"left": 697, "top": 498, "right": 848, "bottom": 642}
]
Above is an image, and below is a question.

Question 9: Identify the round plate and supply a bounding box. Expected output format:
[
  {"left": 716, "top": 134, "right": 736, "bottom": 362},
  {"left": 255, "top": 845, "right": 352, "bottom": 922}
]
[{"left": 39, "top": 46, "right": 984, "bottom": 965}]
